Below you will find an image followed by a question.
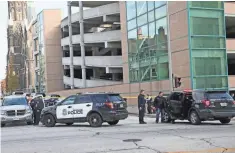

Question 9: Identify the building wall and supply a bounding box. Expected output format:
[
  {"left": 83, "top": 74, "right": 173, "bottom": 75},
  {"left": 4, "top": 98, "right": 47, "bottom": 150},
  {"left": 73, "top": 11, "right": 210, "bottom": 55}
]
[
  {"left": 168, "top": 1, "right": 191, "bottom": 91},
  {"left": 26, "top": 21, "right": 35, "bottom": 91},
  {"left": 7, "top": 1, "right": 28, "bottom": 91},
  {"left": 43, "top": 10, "right": 64, "bottom": 93},
  {"left": 120, "top": 2, "right": 129, "bottom": 84},
  {"left": 50, "top": 2, "right": 233, "bottom": 105}
]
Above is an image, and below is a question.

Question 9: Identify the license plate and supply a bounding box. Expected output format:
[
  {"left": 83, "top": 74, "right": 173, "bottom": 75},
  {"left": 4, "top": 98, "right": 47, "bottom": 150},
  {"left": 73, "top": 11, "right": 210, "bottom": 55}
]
[
  {"left": 13, "top": 117, "right": 20, "bottom": 120},
  {"left": 120, "top": 104, "right": 123, "bottom": 108},
  {"left": 220, "top": 103, "right": 227, "bottom": 107}
]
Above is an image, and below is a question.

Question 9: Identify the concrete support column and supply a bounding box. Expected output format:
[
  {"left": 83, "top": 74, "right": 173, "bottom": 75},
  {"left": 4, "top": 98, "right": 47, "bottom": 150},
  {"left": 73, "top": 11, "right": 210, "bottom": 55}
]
[
  {"left": 167, "top": 2, "right": 173, "bottom": 92},
  {"left": 79, "top": 1, "right": 86, "bottom": 88},
  {"left": 68, "top": 2, "right": 74, "bottom": 89}
]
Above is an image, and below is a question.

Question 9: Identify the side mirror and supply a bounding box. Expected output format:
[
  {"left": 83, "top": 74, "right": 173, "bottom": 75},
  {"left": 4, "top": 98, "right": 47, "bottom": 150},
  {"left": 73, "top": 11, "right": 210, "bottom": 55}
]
[{"left": 123, "top": 98, "right": 127, "bottom": 102}]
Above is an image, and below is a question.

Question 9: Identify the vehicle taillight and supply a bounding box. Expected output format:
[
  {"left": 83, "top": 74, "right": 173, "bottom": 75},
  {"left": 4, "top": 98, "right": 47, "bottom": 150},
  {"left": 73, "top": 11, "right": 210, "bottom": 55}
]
[
  {"left": 105, "top": 102, "right": 114, "bottom": 109},
  {"left": 183, "top": 89, "right": 192, "bottom": 93},
  {"left": 233, "top": 101, "right": 235, "bottom": 105},
  {"left": 202, "top": 100, "right": 211, "bottom": 107}
]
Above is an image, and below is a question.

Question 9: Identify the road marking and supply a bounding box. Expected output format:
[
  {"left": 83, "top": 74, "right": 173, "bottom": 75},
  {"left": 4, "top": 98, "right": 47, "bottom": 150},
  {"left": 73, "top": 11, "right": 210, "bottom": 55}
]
[{"left": 167, "top": 148, "right": 235, "bottom": 153}]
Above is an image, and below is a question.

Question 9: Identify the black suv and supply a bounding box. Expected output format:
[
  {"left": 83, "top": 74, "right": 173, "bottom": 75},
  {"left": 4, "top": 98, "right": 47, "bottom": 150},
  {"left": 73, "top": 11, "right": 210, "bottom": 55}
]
[
  {"left": 40, "top": 92, "right": 128, "bottom": 127},
  {"left": 164, "top": 90, "right": 235, "bottom": 125}
]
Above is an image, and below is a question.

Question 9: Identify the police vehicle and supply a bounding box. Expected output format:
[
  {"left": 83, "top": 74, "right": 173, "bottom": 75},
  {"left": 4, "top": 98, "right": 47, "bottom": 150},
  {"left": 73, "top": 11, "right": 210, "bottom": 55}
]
[
  {"left": 164, "top": 89, "right": 235, "bottom": 125},
  {"left": 40, "top": 92, "right": 128, "bottom": 127}
]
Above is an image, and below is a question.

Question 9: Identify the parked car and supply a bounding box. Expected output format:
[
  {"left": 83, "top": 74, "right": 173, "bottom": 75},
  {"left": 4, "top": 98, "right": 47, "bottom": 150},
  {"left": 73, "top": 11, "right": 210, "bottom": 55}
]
[
  {"left": 40, "top": 92, "right": 128, "bottom": 127},
  {"left": 1, "top": 95, "right": 33, "bottom": 127},
  {"left": 163, "top": 89, "right": 235, "bottom": 125}
]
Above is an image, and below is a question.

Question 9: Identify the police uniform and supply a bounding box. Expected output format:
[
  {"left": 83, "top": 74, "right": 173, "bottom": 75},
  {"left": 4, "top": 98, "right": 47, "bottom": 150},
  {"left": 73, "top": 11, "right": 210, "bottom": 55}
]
[
  {"left": 138, "top": 94, "right": 146, "bottom": 124},
  {"left": 30, "top": 97, "right": 44, "bottom": 125}
]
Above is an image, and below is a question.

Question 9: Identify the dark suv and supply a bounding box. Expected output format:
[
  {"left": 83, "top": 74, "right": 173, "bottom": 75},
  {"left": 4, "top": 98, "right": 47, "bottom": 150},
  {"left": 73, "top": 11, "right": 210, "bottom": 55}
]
[
  {"left": 40, "top": 92, "right": 128, "bottom": 127},
  {"left": 164, "top": 90, "right": 235, "bottom": 125}
]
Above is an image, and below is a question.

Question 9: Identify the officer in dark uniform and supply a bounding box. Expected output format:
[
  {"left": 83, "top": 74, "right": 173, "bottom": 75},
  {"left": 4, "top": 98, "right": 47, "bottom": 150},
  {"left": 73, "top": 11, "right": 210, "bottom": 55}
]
[
  {"left": 138, "top": 89, "right": 146, "bottom": 124},
  {"left": 30, "top": 96, "right": 45, "bottom": 125}
]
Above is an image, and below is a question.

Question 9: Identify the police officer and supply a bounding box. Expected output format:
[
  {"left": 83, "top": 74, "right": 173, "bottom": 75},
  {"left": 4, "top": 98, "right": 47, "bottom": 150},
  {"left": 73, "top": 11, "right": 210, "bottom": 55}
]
[
  {"left": 138, "top": 89, "right": 146, "bottom": 124},
  {"left": 30, "top": 96, "right": 45, "bottom": 125}
]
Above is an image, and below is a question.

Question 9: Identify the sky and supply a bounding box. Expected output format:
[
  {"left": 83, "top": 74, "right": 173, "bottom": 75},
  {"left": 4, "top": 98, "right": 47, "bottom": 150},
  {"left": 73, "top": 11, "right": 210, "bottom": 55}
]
[{"left": 0, "top": 1, "right": 77, "bottom": 81}]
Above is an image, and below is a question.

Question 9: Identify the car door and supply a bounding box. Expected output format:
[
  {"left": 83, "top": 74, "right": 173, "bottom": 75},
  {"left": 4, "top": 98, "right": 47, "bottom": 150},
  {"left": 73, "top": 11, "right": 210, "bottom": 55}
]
[
  {"left": 56, "top": 96, "right": 76, "bottom": 121},
  {"left": 169, "top": 92, "right": 183, "bottom": 115},
  {"left": 72, "top": 95, "right": 93, "bottom": 120}
]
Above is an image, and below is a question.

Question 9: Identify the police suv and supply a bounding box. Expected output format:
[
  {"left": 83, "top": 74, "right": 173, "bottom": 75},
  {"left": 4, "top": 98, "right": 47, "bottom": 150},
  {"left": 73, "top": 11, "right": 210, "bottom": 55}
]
[{"left": 40, "top": 92, "right": 128, "bottom": 127}]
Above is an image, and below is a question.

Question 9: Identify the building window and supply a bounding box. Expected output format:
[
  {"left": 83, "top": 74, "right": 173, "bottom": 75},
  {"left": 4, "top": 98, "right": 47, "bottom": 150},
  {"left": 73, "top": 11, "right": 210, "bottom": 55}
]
[
  {"left": 126, "top": 1, "right": 168, "bottom": 83},
  {"left": 136, "top": 1, "right": 147, "bottom": 16},
  {"left": 190, "top": 1, "right": 223, "bottom": 9},
  {"left": 126, "top": 1, "right": 136, "bottom": 20},
  {"left": 188, "top": 1, "right": 227, "bottom": 89}
]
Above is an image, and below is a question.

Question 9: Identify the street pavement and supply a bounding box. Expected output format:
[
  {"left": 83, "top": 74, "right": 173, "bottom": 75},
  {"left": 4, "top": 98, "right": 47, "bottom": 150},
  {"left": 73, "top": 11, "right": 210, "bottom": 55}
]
[{"left": 1, "top": 116, "right": 235, "bottom": 153}]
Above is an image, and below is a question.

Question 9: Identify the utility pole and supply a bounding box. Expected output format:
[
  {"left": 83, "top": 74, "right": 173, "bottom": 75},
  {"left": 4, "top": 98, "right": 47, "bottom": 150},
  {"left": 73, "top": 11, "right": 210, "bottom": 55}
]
[
  {"left": 79, "top": 1, "right": 86, "bottom": 88},
  {"left": 68, "top": 1, "right": 74, "bottom": 89}
]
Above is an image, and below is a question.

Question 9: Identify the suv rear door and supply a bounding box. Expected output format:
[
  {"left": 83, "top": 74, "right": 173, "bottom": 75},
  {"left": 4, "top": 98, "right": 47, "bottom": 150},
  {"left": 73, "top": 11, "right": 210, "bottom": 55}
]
[
  {"left": 205, "top": 91, "right": 234, "bottom": 112},
  {"left": 168, "top": 92, "right": 183, "bottom": 114}
]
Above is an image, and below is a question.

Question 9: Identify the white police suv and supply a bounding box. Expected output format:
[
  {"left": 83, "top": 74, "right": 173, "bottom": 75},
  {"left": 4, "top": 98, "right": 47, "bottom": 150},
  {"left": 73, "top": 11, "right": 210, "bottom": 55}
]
[{"left": 40, "top": 93, "right": 128, "bottom": 127}]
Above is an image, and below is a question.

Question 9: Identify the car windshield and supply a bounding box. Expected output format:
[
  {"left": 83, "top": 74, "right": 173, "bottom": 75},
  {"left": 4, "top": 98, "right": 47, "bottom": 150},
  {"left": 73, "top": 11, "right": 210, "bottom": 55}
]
[
  {"left": 206, "top": 92, "right": 233, "bottom": 100},
  {"left": 2, "top": 97, "right": 28, "bottom": 106}
]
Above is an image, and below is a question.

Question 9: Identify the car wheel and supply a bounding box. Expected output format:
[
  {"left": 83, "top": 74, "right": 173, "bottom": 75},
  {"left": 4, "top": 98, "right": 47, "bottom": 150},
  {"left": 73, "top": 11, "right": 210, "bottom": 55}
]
[
  {"left": 65, "top": 123, "right": 74, "bottom": 126},
  {"left": 162, "top": 111, "right": 171, "bottom": 123},
  {"left": 107, "top": 120, "right": 119, "bottom": 126},
  {"left": 43, "top": 114, "right": 56, "bottom": 127},
  {"left": 1, "top": 123, "right": 5, "bottom": 127},
  {"left": 220, "top": 118, "right": 231, "bottom": 124},
  {"left": 88, "top": 113, "right": 103, "bottom": 127},
  {"left": 190, "top": 111, "right": 201, "bottom": 125},
  {"left": 27, "top": 121, "right": 33, "bottom": 125}
]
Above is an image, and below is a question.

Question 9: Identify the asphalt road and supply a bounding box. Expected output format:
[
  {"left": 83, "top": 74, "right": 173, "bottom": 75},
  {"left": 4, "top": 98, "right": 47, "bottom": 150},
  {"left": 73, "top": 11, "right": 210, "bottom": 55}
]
[{"left": 1, "top": 116, "right": 235, "bottom": 153}]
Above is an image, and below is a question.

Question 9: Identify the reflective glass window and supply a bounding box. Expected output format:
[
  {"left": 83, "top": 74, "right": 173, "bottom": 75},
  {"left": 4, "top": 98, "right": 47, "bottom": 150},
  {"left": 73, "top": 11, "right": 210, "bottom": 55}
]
[
  {"left": 137, "top": 14, "right": 147, "bottom": 26},
  {"left": 126, "top": 1, "right": 136, "bottom": 20},
  {"left": 137, "top": 1, "right": 147, "bottom": 16},
  {"left": 148, "top": 1, "right": 154, "bottom": 11},
  {"left": 155, "top": 5, "right": 167, "bottom": 20}
]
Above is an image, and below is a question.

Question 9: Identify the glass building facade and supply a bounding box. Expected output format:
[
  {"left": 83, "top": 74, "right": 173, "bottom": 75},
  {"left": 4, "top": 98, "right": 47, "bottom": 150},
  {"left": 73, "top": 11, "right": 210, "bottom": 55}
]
[
  {"left": 188, "top": 1, "right": 228, "bottom": 89},
  {"left": 126, "top": 1, "right": 169, "bottom": 83},
  {"left": 125, "top": 1, "right": 229, "bottom": 91},
  {"left": 35, "top": 12, "right": 46, "bottom": 93}
]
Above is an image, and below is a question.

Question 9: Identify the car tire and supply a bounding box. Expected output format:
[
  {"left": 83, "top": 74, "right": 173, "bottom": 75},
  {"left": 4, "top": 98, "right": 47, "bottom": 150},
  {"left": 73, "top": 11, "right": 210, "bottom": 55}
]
[
  {"left": 43, "top": 114, "right": 56, "bottom": 127},
  {"left": 219, "top": 118, "right": 231, "bottom": 124},
  {"left": 65, "top": 123, "right": 74, "bottom": 126},
  {"left": 1, "top": 123, "right": 5, "bottom": 127},
  {"left": 27, "top": 121, "right": 33, "bottom": 125},
  {"left": 162, "top": 111, "right": 171, "bottom": 123},
  {"left": 190, "top": 111, "right": 201, "bottom": 125},
  {"left": 107, "top": 120, "right": 119, "bottom": 126},
  {"left": 88, "top": 113, "right": 103, "bottom": 127}
]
